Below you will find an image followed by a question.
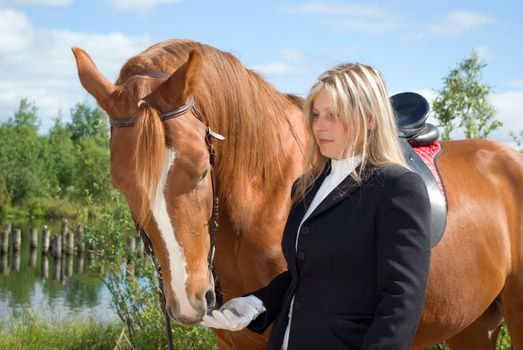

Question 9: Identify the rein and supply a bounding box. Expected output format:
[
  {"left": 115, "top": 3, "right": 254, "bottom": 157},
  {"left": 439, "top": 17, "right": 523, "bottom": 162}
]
[{"left": 111, "top": 93, "right": 226, "bottom": 350}]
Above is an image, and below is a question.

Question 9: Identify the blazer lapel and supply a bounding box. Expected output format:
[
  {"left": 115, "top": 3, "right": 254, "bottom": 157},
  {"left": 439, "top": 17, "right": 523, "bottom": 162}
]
[
  {"left": 292, "top": 167, "right": 330, "bottom": 219},
  {"left": 285, "top": 168, "right": 329, "bottom": 261},
  {"left": 306, "top": 165, "right": 373, "bottom": 222}
]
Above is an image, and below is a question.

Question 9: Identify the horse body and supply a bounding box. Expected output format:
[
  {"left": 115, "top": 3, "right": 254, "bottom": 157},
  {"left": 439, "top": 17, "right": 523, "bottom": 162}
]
[
  {"left": 412, "top": 139, "right": 520, "bottom": 348},
  {"left": 72, "top": 39, "right": 523, "bottom": 349}
]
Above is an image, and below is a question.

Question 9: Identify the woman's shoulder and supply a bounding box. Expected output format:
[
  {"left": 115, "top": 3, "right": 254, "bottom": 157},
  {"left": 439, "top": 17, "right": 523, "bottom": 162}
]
[
  {"left": 374, "top": 163, "right": 412, "bottom": 178},
  {"left": 368, "top": 163, "right": 423, "bottom": 188}
]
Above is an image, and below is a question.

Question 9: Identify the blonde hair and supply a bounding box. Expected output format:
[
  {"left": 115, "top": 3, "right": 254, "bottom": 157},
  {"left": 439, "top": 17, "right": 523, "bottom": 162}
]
[{"left": 293, "top": 63, "right": 409, "bottom": 203}]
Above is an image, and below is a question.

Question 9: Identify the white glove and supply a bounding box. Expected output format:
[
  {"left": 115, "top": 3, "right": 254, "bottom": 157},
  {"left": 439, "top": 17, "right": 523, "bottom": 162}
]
[{"left": 201, "top": 295, "right": 266, "bottom": 331}]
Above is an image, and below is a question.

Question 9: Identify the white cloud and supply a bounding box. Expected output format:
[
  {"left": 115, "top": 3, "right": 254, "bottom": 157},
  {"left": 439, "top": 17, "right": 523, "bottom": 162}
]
[
  {"left": 0, "top": 8, "right": 152, "bottom": 132},
  {"left": 475, "top": 45, "right": 495, "bottom": 62},
  {"left": 0, "top": 9, "right": 34, "bottom": 54},
  {"left": 490, "top": 91, "right": 523, "bottom": 145},
  {"left": 0, "top": 0, "right": 72, "bottom": 5},
  {"left": 430, "top": 10, "right": 495, "bottom": 37},
  {"left": 105, "top": 0, "right": 182, "bottom": 12},
  {"left": 506, "top": 80, "right": 523, "bottom": 88},
  {"left": 280, "top": 2, "right": 404, "bottom": 34}
]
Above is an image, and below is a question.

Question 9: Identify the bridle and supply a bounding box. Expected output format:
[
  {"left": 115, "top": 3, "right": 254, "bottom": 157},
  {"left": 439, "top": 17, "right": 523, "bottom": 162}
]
[{"left": 110, "top": 87, "right": 225, "bottom": 350}]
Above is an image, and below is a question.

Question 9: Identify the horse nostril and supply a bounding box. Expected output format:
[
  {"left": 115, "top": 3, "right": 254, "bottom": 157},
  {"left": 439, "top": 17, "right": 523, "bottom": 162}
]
[{"left": 205, "top": 289, "right": 216, "bottom": 309}]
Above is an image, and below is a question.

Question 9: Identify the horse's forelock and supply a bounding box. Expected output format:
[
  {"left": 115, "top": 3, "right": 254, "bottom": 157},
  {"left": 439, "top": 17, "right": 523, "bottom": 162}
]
[{"left": 134, "top": 105, "right": 165, "bottom": 226}]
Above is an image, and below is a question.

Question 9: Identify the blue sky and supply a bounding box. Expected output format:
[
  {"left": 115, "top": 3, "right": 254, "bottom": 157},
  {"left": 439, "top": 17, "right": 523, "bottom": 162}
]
[{"left": 0, "top": 0, "right": 522, "bottom": 145}]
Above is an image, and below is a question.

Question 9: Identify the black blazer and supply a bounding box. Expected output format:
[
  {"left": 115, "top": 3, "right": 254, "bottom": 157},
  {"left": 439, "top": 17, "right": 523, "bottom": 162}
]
[{"left": 247, "top": 164, "right": 431, "bottom": 350}]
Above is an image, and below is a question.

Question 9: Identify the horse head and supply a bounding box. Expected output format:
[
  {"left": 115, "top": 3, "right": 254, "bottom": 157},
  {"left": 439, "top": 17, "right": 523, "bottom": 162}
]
[{"left": 72, "top": 46, "right": 220, "bottom": 325}]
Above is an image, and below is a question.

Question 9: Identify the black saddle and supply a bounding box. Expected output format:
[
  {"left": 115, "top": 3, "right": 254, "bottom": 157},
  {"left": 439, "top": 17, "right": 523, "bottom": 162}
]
[
  {"left": 390, "top": 92, "right": 447, "bottom": 248},
  {"left": 391, "top": 92, "right": 439, "bottom": 147}
]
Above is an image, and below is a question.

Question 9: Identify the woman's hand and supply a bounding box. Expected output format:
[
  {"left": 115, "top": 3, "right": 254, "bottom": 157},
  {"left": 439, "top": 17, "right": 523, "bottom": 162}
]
[{"left": 201, "top": 295, "right": 265, "bottom": 331}]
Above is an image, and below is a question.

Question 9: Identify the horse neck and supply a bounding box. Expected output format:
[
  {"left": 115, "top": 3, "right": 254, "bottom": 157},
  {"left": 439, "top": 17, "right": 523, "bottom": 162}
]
[{"left": 216, "top": 101, "right": 308, "bottom": 239}]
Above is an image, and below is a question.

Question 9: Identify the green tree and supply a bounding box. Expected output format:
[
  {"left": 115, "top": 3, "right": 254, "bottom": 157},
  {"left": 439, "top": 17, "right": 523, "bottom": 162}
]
[
  {"left": 46, "top": 118, "right": 77, "bottom": 197},
  {"left": 0, "top": 99, "right": 51, "bottom": 203},
  {"left": 432, "top": 51, "right": 502, "bottom": 140},
  {"left": 0, "top": 174, "right": 10, "bottom": 207},
  {"left": 509, "top": 130, "right": 523, "bottom": 153},
  {"left": 73, "top": 138, "right": 112, "bottom": 203},
  {"left": 68, "top": 102, "right": 109, "bottom": 147}
]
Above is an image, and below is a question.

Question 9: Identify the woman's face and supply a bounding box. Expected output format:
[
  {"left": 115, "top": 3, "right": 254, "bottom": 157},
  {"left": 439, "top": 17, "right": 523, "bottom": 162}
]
[{"left": 311, "top": 89, "right": 357, "bottom": 159}]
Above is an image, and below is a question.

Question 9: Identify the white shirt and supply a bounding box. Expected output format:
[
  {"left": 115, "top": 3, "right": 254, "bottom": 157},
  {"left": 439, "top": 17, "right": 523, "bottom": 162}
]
[{"left": 281, "top": 155, "right": 362, "bottom": 350}]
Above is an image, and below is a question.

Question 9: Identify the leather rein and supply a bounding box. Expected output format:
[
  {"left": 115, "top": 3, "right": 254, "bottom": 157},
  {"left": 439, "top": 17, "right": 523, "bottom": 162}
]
[{"left": 110, "top": 94, "right": 225, "bottom": 350}]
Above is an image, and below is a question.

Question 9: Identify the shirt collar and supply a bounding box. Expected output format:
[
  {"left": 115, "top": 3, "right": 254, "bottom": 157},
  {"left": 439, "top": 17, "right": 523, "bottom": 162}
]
[{"left": 330, "top": 155, "right": 362, "bottom": 178}]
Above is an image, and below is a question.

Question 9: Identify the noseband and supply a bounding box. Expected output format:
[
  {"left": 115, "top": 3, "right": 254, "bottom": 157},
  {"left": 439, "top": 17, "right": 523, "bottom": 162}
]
[{"left": 110, "top": 87, "right": 224, "bottom": 350}]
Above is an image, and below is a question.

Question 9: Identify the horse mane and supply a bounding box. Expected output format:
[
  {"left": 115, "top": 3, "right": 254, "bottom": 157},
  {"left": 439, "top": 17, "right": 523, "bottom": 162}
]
[{"left": 115, "top": 39, "right": 298, "bottom": 203}]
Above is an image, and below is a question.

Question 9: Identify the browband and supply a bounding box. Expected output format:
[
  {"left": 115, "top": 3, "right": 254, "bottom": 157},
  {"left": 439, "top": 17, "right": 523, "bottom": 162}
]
[{"left": 109, "top": 98, "right": 196, "bottom": 127}]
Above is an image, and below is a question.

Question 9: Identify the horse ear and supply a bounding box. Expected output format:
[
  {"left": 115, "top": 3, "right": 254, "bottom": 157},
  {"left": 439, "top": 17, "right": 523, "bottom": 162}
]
[
  {"left": 71, "top": 47, "right": 116, "bottom": 114},
  {"left": 146, "top": 49, "right": 202, "bottom": 109},
  {"left": 182, "top": 49, "right": 203, "bottom": 97}
]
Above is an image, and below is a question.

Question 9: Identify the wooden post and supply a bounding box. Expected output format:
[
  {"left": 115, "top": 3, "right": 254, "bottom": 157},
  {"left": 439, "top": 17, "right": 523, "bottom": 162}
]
[
  {"left": 60, "top": 218, "right": 69, "bottom": 253},
  {"left": 65, "top": 232, "right": 74, "bottom": 255},
  {"left": 65, "top": 254, "right": 73, "bottom": 277},
  {"left": 41, "top": 255, "right": 49, "bottom": 279},
  {"left": 0, "top": 228, "right": 9, "bottom": 254},
  {"left": 1, "top": 253, "right": 8, "bottom": 276},
  {"left": 75, "top": 255, "right": 84, "bottom": 274},
  {"left": 29, "top": 248, "right": 37, "bottom": 267},
  {"left": 29, "top": 227, "right": 38, "bottom": 249},
  {"left": 2, "top": 224, "right": 11, "bottom": 254},
  {"left": 12, "top": 229, "right": 21, "bottom": 251},
  {"left": 52, "top": 234, "right": 62, "bottom": 258},
  {"left": 12, "top": 251, "right": 20, "bottom": 271},
  {"left": 75, "top": 224, "right": 85, "bottom": 254},
  {"left": 52, "top": 257, "right": 61, "bottom": 281},
  {"left": 42, "top": 225, "right": 50, "bottom": 254}
]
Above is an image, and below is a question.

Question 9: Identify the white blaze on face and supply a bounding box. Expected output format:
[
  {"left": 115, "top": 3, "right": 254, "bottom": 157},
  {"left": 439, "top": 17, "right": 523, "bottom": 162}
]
[{"left": 146, "top": 148, "right": 196, "bottom": 318}]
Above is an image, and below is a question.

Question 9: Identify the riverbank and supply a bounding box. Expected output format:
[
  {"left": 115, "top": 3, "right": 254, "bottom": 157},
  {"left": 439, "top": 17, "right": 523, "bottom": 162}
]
[{"left": 0, "top": 197, "right": 107, "bottom": 222}]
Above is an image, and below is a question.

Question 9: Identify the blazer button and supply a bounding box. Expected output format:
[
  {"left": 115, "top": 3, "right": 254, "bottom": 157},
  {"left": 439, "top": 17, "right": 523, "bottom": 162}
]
[
  {"left": 301, "top": 226, "right": 310, "bottom": 236},
  {"left": 297, "top": 251, "right": 306, "bottom": 260},
  {"left": 294, "top": 301, "right": 302, "bottom": 310}
]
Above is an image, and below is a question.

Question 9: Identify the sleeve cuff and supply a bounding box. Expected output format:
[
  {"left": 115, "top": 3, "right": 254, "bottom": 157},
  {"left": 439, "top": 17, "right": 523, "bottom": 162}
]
[{"left": 244, "top": 295, "right": 266, "bottom": 314}]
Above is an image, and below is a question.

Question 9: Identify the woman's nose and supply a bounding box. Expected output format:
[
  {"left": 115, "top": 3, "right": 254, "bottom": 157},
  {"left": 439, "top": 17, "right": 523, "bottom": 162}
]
[{"left": 313, "top": 118, "right": 327, "bottom": 131}]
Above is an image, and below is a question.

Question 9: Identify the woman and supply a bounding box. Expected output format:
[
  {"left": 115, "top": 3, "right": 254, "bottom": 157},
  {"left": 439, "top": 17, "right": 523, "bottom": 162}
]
[{"left": 202, "top": 63, "right": 431, "bottom": 350}]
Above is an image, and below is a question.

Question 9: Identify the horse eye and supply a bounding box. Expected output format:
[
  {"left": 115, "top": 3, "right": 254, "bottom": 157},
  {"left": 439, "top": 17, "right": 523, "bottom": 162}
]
[{"left": 200, "top": 169, "right": 209, "bottom": 181}]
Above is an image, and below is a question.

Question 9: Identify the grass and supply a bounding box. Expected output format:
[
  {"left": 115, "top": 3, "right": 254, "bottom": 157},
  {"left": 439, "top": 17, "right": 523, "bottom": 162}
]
[
  {"left": 0, "top": 310, "right": 513, "bottom": 350},
  {"left": 0, "top": 309, "right": 217, "bottom": 350},
  {"left": 0, "top": 314, "right": 124, "bottom": 350}
]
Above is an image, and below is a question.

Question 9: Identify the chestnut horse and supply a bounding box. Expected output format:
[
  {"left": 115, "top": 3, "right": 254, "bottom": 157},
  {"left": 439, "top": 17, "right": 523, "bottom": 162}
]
[{"left": 72, "top": 39, "right": 523, "bottom": 349}]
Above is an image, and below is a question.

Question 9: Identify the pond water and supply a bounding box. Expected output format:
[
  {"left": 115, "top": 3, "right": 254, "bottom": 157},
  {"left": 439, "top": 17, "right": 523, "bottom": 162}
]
[{"left": 0, "top": 219, "right": 118, "bottom": 324}]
